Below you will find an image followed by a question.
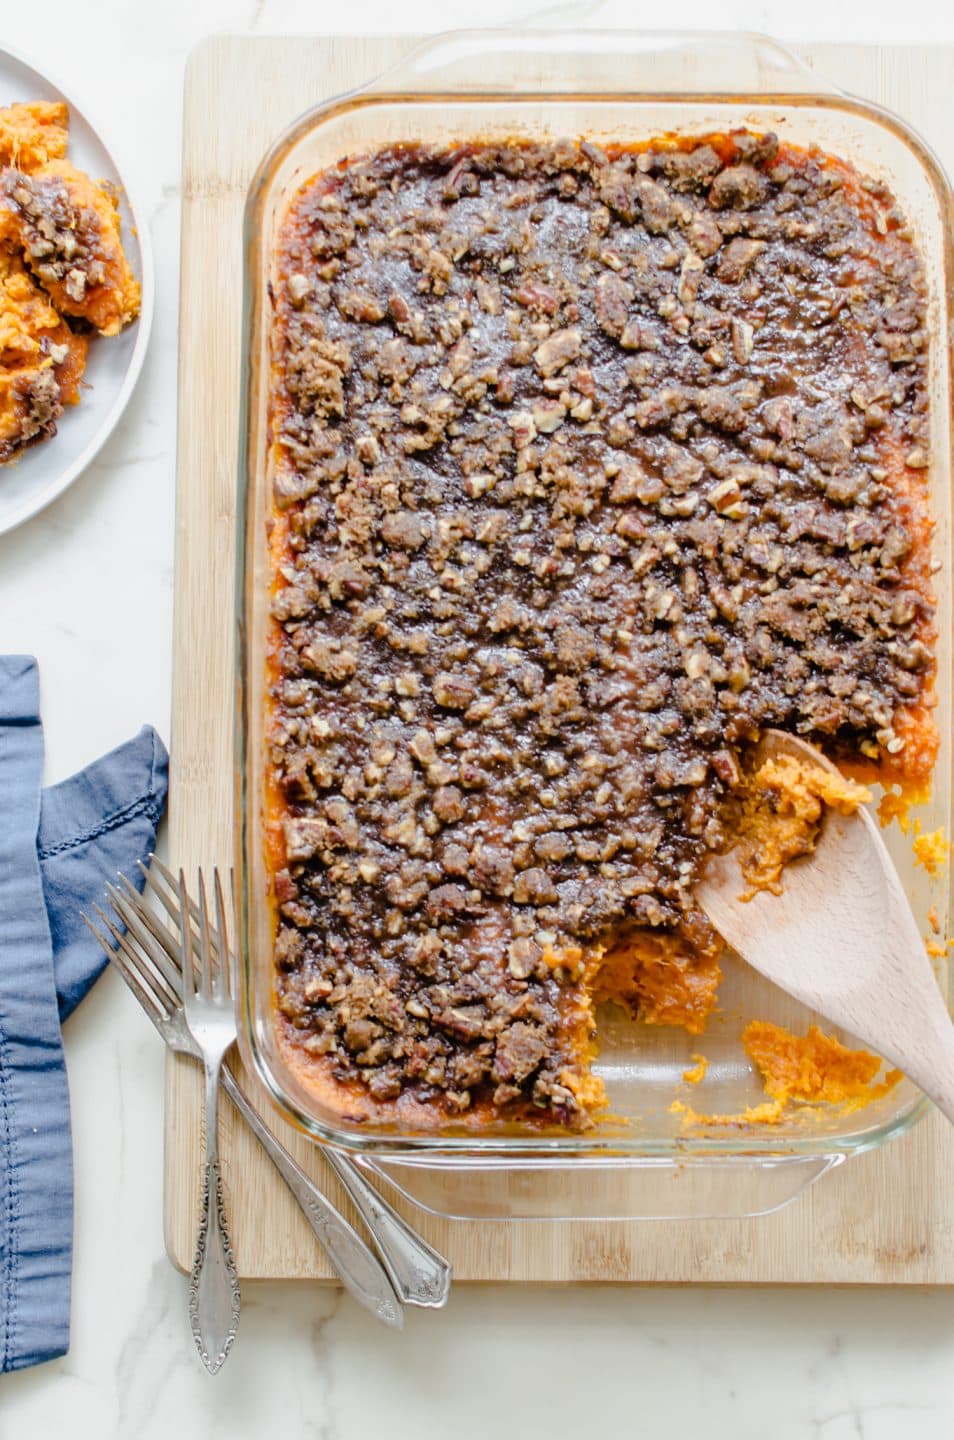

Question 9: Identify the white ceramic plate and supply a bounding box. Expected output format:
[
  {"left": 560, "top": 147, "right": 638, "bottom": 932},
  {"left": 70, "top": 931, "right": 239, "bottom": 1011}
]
[{"left": 0, "top": 44, "right": 153, "bottom": 536}]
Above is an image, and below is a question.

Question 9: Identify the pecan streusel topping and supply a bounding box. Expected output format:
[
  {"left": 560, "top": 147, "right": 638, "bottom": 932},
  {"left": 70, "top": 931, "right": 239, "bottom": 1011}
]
[{"left": 266, "top": 133, "right": 935, "bottom": 1127}]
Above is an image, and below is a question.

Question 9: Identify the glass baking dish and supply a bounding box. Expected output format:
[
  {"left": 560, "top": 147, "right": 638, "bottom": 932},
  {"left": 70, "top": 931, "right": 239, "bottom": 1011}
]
[{"left": 235, "top": 28, "right": 953, "bottom": 1218}]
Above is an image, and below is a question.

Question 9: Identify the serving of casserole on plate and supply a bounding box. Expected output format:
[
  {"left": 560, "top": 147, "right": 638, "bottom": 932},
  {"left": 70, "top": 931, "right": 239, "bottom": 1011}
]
[
  {"left": 0, "top": 45, "right": 151, "bottom": 536},
  {"left": 236, "top": 34, "right": 952, "bottom": 1163}
]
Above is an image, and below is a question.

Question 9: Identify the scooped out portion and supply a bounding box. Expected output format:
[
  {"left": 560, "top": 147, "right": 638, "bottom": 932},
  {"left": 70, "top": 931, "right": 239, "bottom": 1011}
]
[{"left": 591, "top": 925, "right": 723, "bottom": 1036}]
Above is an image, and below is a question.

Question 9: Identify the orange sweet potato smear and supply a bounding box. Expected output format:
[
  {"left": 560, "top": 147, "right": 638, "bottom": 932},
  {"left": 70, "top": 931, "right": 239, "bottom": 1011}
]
[
  {"left": 911, "top": 824, "right": 951, "bottom": 878},
  {"left": 743, "top": 1021, "right": 902, "bottom": 1106}
]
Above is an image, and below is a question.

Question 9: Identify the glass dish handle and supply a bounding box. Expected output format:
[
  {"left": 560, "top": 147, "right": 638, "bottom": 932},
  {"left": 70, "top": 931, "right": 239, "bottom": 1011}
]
[
  {"left": 362, "top": 27, "right": 840, "bottom": 100},
  {"left": 360, "top": 1152, "right": 845, "bottom": 1222}
]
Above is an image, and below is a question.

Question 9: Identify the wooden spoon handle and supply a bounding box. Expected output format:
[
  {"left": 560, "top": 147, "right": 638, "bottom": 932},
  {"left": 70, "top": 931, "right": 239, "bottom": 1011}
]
[{"left": 885, "top": 1008, "right": 954, "bottom": 1125}]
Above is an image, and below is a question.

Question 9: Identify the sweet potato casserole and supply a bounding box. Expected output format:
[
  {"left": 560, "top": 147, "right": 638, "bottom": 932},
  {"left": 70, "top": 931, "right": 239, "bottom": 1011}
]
[
  {"left": 0, "top": 101, "right": 140, "bottom": 463},
  {"left": 265, "top": 131, "right": 936, "bottom": 1130}
]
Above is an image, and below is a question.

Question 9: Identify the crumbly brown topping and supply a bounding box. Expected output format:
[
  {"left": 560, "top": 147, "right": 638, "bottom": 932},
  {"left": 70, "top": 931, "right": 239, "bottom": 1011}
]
[
  {"left": 267, "top": 133, "right": 934, "bottom": 1126},
  {"left": 2, "top": 169, "right": 102, "bottom": 303}
]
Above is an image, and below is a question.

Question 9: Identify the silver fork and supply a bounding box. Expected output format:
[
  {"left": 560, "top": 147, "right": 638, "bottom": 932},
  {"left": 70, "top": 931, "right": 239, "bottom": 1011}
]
[
  {"left": 141, "top": 856, "right": 451, "bottom": 1310},
  {"left": 85, "top": 898, "right": 405, "bottom": 1334},
  {"left": 176, "top": 868, "right": 242, "bottom": 1372}
]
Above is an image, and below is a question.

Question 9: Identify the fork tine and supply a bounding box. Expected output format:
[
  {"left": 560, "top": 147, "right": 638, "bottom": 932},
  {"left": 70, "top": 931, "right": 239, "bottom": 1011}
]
[
  {"left": 196, "top": 867, "right": 214, "bottom": 998},
  {"left": 143, "top": 856, "right": 190, "bottom": 924},
  {"left": 83, "top": 907, "right": 123, "bottom": 974},
  {"left": 83, "top": 912, "right": 164, "bottom": 1028},
  {"left": 105, "top": 879, "right": 184, "bottom": 1001},
  {"left": 84, "top": 906, "right": 115, "bottom": 957},
  {"left": 229, "top": 868, "right": 238, "bottom": 940},
  {"left": 114, "top": 873, "right": 183, "bottom": 973},
  {"left": 88, "top": 905, "right": 174, "bottom": 1026},
  {"left": 94, "top": 901, "right": 176, "bottom": 1005},
  {"left": 148, "top": 852, "right": 178, "bottom": 893},
  {"left": 149, "top": 855, "right": 203, "bottom": 931},
  {"left": 144, "top": 857, "right": 227, "bottom": 961},
  {"left": 179, "top": 868, "right": 198, "bottom": 999},
  {"left": 212, "top": 869, "right": 231, "bottom": 998}
]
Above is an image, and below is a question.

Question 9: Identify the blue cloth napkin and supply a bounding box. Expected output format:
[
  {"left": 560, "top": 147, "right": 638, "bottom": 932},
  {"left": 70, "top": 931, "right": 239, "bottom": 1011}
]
[{"left": 0, "top": 655, "right": 168, "bottom": 1374}]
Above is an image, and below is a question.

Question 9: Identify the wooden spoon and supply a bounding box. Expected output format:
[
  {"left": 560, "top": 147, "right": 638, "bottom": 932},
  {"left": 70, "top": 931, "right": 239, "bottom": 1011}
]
[{"left": 696, "top": 728, "right": 954, "bottom": 1122}]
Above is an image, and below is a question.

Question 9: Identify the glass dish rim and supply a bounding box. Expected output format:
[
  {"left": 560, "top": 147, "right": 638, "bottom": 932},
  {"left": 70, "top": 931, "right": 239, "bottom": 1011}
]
[{"left": 235, "top": 33, "right": 954, "bottom": 1160}]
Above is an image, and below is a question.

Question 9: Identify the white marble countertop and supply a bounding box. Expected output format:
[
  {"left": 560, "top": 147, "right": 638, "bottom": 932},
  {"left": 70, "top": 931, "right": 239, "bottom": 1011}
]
[{"left": 3, "top": 1, "right": 954, "bottom": 1434}]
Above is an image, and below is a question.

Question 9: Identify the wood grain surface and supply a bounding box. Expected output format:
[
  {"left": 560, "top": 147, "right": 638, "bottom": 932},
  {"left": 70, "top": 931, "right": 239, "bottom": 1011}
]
[{"left": 169, "top": 34, "right": 954, "bottom": 1282}]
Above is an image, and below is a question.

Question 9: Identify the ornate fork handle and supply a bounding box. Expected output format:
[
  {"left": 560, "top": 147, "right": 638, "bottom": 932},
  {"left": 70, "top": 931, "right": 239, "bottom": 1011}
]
[
  {"left": 220, "top": 1068, "right": 404, "bottom": 1327},
  {"left": 323, "top": 1148, "right": 450, "bottom": 1307},
  {"left": 88, "top": 879, "right": 409, "bottom": 1332},
  {"left": 190, "top": 1058, "right": 240, "bottom": 1373}
]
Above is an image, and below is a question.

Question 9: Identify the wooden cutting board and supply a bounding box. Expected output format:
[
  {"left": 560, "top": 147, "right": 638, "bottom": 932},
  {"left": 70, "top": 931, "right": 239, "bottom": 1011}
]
[{"left": 169, "top": 33, "right": 954, "bottom": 1282}]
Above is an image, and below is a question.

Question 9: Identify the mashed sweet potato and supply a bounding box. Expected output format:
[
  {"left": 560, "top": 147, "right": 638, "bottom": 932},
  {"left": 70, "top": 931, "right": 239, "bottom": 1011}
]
[
  {"left": 592, "top": 928, "right": 723, "bottom": 1036},
  {"left": 730, "top": 754, "right": 872, "bottom": 899},
  {"left": 0, "top": 101, "right": 68, "bottom": 172}
]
